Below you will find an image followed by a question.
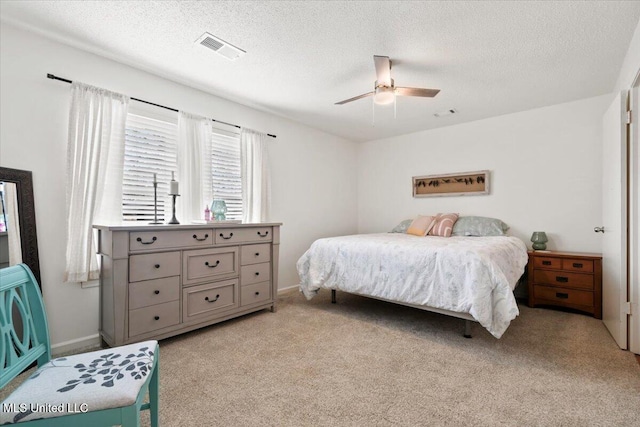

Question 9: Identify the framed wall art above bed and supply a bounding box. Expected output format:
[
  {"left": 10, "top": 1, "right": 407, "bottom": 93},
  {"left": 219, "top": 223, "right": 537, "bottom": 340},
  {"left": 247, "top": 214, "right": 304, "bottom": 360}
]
[{"left": 413, "top": 170, "right": 490, "bottom": 197}]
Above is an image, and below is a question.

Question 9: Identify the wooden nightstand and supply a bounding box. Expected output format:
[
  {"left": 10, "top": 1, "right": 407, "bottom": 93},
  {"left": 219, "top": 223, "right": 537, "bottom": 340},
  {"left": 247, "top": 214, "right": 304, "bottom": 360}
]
[{"left": 527, "top": 251, "right": 602, "bottom": 319}]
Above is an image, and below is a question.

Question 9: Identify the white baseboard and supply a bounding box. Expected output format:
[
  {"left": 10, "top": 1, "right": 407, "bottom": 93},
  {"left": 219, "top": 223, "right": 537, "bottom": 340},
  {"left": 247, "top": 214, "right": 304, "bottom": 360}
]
[
  {"left": 51, "top": 333, "right": 101, "bottom": 356},
  {"left": 278, "top": 284, "right": 299, "bottom": 295}
]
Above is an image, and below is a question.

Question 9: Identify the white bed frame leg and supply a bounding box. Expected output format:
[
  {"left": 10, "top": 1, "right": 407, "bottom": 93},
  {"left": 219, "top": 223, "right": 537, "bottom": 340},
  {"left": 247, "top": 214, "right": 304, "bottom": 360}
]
[
  {"left": 464, "top": 320, "right": 472, "bottom": 338},
  {"left": 331, "top": 289, "right": 336, "bottom": 304}
]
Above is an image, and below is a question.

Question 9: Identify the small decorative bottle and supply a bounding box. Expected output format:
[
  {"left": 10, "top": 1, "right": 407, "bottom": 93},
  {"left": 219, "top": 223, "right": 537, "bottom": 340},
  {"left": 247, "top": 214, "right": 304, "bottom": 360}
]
[{"left": 204, "top": 204, "right": 211, "bottom": 221}]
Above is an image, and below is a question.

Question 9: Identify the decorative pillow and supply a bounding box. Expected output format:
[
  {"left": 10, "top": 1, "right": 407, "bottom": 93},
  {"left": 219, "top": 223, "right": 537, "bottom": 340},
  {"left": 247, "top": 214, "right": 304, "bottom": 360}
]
[
  {"left": 451, "top": 216, "right": 509, "bottom": 236},
  {"left": 390, "top": 219, "right": 413, "bottom": 233},
  {"left": 406, "top": 215, "right": 437, "bottom": 236},
  {"left": 428, "top": 213, "right": 459, "bottom": 237}
]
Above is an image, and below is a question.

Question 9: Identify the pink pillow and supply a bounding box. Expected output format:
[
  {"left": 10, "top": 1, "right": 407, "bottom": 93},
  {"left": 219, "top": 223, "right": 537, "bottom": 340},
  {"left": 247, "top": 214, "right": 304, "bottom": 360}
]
[
  {"left": 428, "top": 213, "right": 460, "bottom": 237},
  {"left": 406, "top": 215, "right": 437, "bottom": 236}
]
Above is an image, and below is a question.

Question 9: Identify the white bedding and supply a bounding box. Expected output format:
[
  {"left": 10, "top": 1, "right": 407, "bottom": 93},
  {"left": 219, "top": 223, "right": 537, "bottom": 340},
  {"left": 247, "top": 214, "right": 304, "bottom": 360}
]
[{"left": 297, "top": 233, "right": 528, "bottom": 338}]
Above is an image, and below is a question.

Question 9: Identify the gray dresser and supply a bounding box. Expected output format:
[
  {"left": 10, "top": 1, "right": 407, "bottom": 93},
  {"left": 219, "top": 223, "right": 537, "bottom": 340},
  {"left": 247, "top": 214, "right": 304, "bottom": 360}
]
[{"left": 94, "top": 223, "right": 281, "bottom": 346}]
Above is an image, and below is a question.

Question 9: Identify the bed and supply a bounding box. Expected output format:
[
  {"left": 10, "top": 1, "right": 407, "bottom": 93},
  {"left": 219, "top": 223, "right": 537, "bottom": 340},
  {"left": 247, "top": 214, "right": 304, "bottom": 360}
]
[{"left": 297, "top": 233, "right": 528, "bottom": 338}]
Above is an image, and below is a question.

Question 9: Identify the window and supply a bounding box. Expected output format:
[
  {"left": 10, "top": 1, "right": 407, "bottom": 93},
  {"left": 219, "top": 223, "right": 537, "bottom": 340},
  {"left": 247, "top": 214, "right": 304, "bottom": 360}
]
[
  {"left": 123, "top": 113, "right": 178, "bottom": 222},
  {"left": 122, "top": 111, "right": 243, "bottom": 222},
  {"left": 209, "top": 130, "right": 242, "bottom": 220}
]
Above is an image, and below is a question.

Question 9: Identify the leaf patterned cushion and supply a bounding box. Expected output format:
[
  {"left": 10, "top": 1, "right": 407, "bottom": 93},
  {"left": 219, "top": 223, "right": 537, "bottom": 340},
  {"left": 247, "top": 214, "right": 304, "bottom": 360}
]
[
  {"left": 451, "top": 216, "right": 509, "bottom": 236},
  {"left": 389, "top": 219, "right": 412, "bottom": 233},
  {"left": 0, "top": 340, "right": 157, "bottom": 424}
]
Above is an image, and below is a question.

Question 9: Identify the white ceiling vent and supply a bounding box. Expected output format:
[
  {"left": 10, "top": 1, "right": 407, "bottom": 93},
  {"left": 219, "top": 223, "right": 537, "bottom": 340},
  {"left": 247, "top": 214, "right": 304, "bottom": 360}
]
[{"left": 195, "top": 32, "right": 245, "bottom": 61}]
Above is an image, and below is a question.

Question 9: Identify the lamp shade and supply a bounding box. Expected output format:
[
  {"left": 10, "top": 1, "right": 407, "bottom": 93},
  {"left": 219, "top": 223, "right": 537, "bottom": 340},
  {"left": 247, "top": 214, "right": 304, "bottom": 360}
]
[
  {"left": 531, "top": 231, "right": 548, "bottom": 250},
  {"left": 211, "top": 199, "right": 227, "bottom": 221},
  {"left": 374, "top": 86, "right": 395, "bottom": 105}
]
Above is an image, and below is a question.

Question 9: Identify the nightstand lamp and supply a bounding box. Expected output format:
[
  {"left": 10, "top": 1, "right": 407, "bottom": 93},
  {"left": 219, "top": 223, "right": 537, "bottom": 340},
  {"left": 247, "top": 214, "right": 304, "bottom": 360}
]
[{"left": 531, "top": 231, "right": 548, "bottom": 250}]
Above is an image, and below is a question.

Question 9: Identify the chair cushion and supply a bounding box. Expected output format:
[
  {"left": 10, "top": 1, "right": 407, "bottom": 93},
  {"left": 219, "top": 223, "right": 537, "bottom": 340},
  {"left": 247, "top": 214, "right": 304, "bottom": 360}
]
[{"left": 0, "top": 340, "right": 157, "bottom": 424}]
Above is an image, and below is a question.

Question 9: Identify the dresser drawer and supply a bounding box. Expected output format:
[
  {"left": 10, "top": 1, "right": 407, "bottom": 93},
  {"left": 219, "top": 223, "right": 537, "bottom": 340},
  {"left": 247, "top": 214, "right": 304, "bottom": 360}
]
[
  {"left": 216, "top": 227, "right": 272, "bottom": 244},
  {"left": 241, "top": 281, "right": 271, "bottom": 306},
  {"left": 533, "top": 257, "right": 562, "bottom": 270},
  {"left": 561, "top": 259, "right": 594, "bottom": 273},
  {"left": 129, "top": 276, "right": 180, "bottom": 310},
  {"left": 240, "top": 243, "right": 271, "bottom": 265},
  {"left": 130, "top": 251, "right": 180, "bottom": 282},
  {"left": 183, "top": 247, "right": 238, "bottom": 286},
  {"left": 129, "top": 300, "right": 180, "bottom": 337},
  {"left": 241, "top": 262, "right": 271, "bottom": 286},
  {"left": 533, "top": 270, "right": 594, "bottom": 290},
  {"left": 183, "top": 279, "right": 238, "bottom": 321},
  {"left": 129, "top": 229, "right": 213, "bottom": 251},
  {"left": 533, "top": 285, "right": 594, "bottom": 308}
]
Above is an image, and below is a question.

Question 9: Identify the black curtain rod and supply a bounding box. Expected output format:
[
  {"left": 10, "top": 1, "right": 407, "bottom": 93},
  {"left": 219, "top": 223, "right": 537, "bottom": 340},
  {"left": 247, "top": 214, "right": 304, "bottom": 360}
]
[{"left": 46, "top": 73, "right": 276, "bottom": 138}]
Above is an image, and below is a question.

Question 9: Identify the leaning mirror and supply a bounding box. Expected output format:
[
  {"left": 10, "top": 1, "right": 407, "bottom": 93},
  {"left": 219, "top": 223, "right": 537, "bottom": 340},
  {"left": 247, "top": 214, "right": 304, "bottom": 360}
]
[{"left": 0, "top": 167, "right": 41, "bottom": 288}]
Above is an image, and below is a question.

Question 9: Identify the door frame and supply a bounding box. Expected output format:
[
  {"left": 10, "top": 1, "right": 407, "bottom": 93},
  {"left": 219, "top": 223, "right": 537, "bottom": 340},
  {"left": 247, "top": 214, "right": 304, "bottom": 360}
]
[{"left": 629, "top": 71, "right": 640, "bottom": 355}]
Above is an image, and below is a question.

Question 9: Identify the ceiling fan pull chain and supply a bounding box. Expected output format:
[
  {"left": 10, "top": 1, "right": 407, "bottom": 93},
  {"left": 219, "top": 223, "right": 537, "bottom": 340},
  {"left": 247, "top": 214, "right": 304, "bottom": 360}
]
[
  {"left": 372, "top": 97, "right": 375, "bottom": 127},
  {"left": 394, "top": 94, "right": 397, "bottom": 120}
]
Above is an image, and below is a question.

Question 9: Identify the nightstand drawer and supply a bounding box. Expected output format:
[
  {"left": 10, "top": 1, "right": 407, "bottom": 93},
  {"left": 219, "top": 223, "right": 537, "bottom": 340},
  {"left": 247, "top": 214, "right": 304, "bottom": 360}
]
[
  {"left": 533, "top": 270, "right": 594, "bottom": 290},
  {"left": 533, "top": 285, "right": 593, "bottom": 307},
  {"left": 561, "top": 259, "right": 594, "bottom": 273},
  {"left": 533, "top": 257, "right": 562, "bottom": 270}
]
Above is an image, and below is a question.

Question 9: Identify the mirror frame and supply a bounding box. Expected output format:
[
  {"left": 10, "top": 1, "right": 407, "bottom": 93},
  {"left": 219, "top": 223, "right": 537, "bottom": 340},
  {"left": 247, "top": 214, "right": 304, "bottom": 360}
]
[{"left": 0, "top": 167, "right": 41, "bottom": 288}]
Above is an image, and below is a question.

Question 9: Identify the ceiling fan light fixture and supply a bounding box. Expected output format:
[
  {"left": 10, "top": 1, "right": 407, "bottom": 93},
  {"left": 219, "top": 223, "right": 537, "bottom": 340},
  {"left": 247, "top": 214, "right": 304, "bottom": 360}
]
[{"left": 374, "top": 86, "right": 395, "bottom": 105}]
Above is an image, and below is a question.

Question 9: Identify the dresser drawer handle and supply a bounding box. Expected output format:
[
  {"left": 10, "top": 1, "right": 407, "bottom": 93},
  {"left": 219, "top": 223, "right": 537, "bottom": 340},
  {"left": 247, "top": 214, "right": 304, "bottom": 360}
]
[
  {"left": 219, "top": 232, "right": 234, "bottom": 240},
  {"left": 255, "top": 272, "right": 260, "bottom": 276},
  {"left": 136, "top": 236, "right": 157, "bottom": 245},
  {"left": 555, "top": 292, "right": 569, "bottom": 299},
  {"left": 257, "top": 231, "right": 269, "bottom": 237},
  {"left": 154, "top": 290, "right": 160, "bottom": 295},
  {"left": 154, "top": 316, "right": 160, "bottom": 320},
  {"left": 255, "top": 252, "right": 260, "bottom": 257},
  {"left": 572, "top": 263, "right": 583, "bottom": 268},
  {"left": 205, "top": 294, "right": 220, "bottom": 303},
  {"left": 205, "top": 260, "right": 220, "bottom": 268},
  {"left": 542, "top": 261, "right": 552, "bottom": 266},
  {"left": 193, "top": 233, "right": 209, "bottom": 241},
  {"left": 255, "top": 291, "right": 260, "bottom": 296},
  {"left": 556, "top": 276, "right": 569, "bottom": 283},
  {"left": 154, "top": 264, "right": 160, "bottom": 269}
]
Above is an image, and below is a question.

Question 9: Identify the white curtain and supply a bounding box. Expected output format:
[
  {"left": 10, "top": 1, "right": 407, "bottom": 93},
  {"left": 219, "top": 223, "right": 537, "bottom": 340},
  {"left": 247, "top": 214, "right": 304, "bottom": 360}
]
[
  {"left": 177, "top": 112, "right": 211, "bottom": 222},
  {"left": 65, "top": 82, "right": 128, "bottom": 283},
  {"left": 240, "top": 128, "right": 270, "bottom": 223},
  {"left": 4, "top": 182, "right": 23, "bottom": 265}
]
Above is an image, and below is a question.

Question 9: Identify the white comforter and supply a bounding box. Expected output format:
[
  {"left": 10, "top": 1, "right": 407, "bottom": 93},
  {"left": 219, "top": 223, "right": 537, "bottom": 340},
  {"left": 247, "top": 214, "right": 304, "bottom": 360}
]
[{"left": 297, "top": 233, "right": 528, "bottom": 338}]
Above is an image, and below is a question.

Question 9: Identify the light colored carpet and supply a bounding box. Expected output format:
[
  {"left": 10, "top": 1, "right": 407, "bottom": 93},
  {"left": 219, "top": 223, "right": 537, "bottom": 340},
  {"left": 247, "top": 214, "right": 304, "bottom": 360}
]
[{"left": 3, "top": 289, "right": 640, "bottom": 426}]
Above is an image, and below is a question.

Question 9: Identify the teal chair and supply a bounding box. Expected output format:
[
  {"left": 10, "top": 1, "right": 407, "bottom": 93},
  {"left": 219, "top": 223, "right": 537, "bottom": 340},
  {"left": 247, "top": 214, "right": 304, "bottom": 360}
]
[{"left": 0, "top": 264, "right": 159, "bottom": 426}]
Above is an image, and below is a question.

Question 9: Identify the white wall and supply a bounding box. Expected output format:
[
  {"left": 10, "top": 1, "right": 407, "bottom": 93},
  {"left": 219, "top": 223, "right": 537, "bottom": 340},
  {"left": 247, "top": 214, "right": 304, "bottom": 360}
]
[
  {"left": 0, "top": 23, "right": 358, "bottom": 351},
  {"left": 357, "top": 94, "right": 611, "bottom": 253}
]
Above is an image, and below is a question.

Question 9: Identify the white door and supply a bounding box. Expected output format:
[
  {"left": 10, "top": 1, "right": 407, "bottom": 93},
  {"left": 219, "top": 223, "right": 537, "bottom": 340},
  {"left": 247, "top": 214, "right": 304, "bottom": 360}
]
[{"left": 601, "top": 92, "right": 628, "bottom": 349}]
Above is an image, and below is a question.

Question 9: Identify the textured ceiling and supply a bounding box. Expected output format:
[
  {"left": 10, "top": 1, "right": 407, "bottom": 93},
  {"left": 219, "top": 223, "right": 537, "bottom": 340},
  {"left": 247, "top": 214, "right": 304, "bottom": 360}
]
[{"left": 1, "top": 1, "right": 639, "bottom": 142}]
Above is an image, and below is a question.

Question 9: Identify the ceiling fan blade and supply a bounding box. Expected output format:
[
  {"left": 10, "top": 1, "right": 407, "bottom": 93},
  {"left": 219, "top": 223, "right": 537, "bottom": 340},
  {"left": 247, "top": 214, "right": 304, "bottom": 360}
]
[
  {"left": 335, "top": 91, "right": 374, "bottom": 105},
  {"left": 373, "top": 55, "right": 392, "bottom": 86},
  {"left": 395, "top": 87, "right": 440, "bottom": 97}
]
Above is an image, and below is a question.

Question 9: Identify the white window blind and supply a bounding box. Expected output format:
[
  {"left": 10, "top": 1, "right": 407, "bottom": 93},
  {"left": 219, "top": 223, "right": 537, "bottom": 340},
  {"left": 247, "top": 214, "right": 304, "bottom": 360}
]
[
  {"left": 209, "top": 131, "right": 243, "bottom": 220},
  {"left": 123, "top": 113, "right": 178, "bottom": 221}
]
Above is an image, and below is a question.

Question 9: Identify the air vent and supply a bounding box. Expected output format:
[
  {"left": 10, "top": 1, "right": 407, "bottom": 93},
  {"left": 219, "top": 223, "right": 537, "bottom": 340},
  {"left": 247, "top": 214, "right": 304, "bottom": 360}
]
[
  {"left": 434, "top": 109, "right": 457, "bottom": 118},
  {"left": 195, "top": 32, "right": 245, "bottom": 61}
]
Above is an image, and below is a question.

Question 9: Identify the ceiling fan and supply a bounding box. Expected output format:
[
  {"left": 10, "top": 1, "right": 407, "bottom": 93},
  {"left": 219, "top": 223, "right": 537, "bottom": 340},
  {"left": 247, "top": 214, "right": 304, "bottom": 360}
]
[{"left": 335, "top": 55, "right": 440, "bottom": 106}]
